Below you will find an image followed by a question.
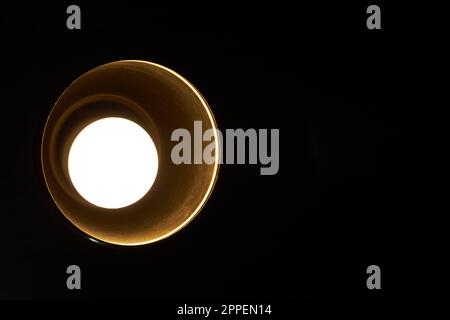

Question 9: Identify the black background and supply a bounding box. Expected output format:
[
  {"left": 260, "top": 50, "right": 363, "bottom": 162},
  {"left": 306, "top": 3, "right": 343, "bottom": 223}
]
[{"left": 0, "top": 1, "right": 446, "bottom": 303}]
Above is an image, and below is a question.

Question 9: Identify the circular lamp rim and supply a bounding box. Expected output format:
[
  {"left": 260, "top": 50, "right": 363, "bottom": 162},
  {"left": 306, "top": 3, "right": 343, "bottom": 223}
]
[{"left": 41, "top": 60, "right": 220, "bottom": 246}]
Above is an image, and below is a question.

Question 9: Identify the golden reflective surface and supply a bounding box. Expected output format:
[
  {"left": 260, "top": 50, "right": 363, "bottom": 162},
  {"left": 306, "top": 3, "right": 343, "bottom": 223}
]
[{"left": 41, "top": 60, "right": 220, "bottom": 246}]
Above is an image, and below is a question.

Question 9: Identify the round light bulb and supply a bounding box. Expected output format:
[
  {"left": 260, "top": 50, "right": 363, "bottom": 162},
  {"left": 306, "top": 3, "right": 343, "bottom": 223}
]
[{"left": 68, "top": 117, "right": 158, "bottom": 209}]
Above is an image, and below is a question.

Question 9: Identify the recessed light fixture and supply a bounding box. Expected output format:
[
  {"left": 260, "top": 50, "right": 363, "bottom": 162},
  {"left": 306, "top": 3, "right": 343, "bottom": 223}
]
[{"left": 41, "top": 60, "right": 220, "bottom": 246}]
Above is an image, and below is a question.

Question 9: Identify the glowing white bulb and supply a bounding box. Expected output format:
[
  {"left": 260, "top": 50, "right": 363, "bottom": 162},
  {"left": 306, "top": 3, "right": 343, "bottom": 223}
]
[{"left": 68, "top": 117, "right": 158, "bottom": 209}]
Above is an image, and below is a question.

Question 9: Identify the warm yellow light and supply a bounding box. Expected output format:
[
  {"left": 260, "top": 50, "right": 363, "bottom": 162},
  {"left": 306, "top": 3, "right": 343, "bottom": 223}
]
[{"left": 68, "top": 117, "right": 158, "bottom": 209}]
